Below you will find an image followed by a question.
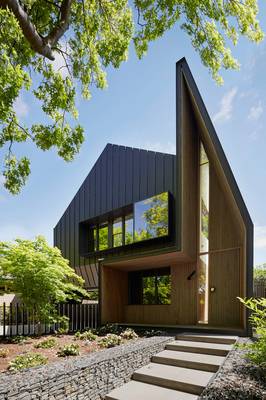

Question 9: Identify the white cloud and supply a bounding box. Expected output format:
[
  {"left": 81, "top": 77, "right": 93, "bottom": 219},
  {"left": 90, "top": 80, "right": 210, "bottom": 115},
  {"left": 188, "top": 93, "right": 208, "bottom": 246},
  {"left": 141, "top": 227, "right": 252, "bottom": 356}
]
[
  {"left": 248, "top": 101, "right": 263, "bottom": 121},
  {"left": 255, "top": 225, "right": 266, "bottom": 249},
  {"left": 144, "top": 141, "right": 175, "bottom": 154},
  {"left": 213, "top": 87, "right": 238, "bottom": 123},
  {"left": 13, "top": 95, "right": 29, "bottom": 118}
]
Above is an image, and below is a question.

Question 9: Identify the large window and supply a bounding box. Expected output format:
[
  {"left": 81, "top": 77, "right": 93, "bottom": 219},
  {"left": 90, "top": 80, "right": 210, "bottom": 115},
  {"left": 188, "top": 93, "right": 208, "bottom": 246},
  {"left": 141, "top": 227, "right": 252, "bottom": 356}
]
[
  {"left": 85, "top": 192, "right": 170, "bottom": 253},
  {"left": 134, "top": 192, "right": 169, "bottom": 242},
  {"left": 198, "top": 142, "right": 210, "bottom": 324},
  {"left": 129, "top": 268, "right": 171, "bottom": 305}
]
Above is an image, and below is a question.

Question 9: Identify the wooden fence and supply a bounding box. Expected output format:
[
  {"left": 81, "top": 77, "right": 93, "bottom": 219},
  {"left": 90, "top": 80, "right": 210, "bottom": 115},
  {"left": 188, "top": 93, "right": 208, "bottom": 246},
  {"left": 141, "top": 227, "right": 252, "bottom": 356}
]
[
  {"left": 254, "top": 281, "right": 266, "bottom": 298},
  {"left": 0, "top": 302, "right": 99, "bottom": 338}
]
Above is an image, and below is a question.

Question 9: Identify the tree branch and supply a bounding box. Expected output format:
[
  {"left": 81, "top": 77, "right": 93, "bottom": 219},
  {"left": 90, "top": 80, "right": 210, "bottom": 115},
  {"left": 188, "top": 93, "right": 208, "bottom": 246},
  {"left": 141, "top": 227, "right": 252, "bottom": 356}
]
[
  {"left": 45, "top": 0, "right": 72, "bottom": 47},
  {"left": 0, "top": 0, "right": 73, "bottom": 60}
]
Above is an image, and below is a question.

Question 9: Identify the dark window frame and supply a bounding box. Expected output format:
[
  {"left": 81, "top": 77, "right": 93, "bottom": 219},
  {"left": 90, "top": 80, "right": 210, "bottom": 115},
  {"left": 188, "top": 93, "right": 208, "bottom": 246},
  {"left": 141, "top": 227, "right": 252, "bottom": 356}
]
[
  {"left": 128, "top": 267, "right": 171, "bottom": 305},
  {"left": 80, "top": 191, "right": 172, "bottom": 256}
]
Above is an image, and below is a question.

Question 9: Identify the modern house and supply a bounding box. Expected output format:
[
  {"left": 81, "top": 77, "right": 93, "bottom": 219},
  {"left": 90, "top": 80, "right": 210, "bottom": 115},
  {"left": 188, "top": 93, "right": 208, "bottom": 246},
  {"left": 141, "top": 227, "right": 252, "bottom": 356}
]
[{"left": 54, "top": 58, "right": 253, "bottom": 335}]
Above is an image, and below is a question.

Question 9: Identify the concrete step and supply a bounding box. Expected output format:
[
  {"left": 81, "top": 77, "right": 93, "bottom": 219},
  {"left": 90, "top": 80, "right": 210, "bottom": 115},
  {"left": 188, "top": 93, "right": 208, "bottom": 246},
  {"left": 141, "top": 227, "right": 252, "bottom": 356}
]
[
  {"left": 166, "top": 340, "right": 232, "bottom": 356},
  {"left": 176, "top": 333, "right": 238, "bottom": 345},
  {"left": 105, "top": 380, "right": 198, "bottom": 400},
  {"left": 152, "top": 349, "right": 225, "bottom": 372},
  {"left": 132, "top": 362, "right": 214, "bottom": 395}
]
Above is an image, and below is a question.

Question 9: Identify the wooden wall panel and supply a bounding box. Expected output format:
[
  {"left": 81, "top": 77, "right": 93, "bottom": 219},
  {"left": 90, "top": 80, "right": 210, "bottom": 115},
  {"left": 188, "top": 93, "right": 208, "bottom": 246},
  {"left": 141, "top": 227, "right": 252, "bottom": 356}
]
[
  {"left": 100, "top": 261, "right": 198, "bottom": 326},
  {"left": 101, "top": 267, "right": 128, "bottom": 323},
  {"left": 171, "top": 263, "right": 197, "bottom": 325},
  {"left": 209, "top": 167, "right": 243, "bottom": 251}
]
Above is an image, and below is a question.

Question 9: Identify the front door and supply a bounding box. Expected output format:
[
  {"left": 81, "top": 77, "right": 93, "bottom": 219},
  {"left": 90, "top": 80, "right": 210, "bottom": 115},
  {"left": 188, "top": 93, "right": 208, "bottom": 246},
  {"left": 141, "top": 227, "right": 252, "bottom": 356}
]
[{"left": 208, "top": 248, "right": 241, "bottom": 327}]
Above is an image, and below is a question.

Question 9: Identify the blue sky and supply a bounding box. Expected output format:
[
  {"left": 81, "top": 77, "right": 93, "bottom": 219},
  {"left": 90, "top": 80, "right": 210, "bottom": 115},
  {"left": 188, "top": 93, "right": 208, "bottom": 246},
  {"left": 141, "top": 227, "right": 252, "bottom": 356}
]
[{"left": 1, "top": 7, "right": 266, "bottom": 266}]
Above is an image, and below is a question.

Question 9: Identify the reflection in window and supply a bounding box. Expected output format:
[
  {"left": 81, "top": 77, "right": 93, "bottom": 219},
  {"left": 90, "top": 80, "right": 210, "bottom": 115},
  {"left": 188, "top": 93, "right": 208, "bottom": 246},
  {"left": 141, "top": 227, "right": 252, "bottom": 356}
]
[
  {"left": 98, "top": 224, "right": 108, "bottom": 251},
  {"left": 113, "top": 218, "right": 122, "bottom": 247},
  {"left": 129, "top": 268, "right": 171, "bottom": 305},
  {"left": 125, "top": 214, "right": 134, "bottom": 244},
  {"left": 200, "top": 143, "right": 209, "bottom": 253},
  {"left": 134, "top": 192, "right": 169, "bottom": 242},
  {"left": 198, "top": 254, "right": 209, "bottom": 324},
  {"left": 88, "top": 226, "right": 97, "bottom": 252}
]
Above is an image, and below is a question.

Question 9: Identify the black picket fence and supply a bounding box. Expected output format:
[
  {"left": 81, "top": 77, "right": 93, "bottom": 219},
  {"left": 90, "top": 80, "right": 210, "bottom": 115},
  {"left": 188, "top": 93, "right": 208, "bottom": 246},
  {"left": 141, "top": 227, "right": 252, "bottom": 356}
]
[{"left": 0, "top": 302, "right": 99, "bottom": 338}]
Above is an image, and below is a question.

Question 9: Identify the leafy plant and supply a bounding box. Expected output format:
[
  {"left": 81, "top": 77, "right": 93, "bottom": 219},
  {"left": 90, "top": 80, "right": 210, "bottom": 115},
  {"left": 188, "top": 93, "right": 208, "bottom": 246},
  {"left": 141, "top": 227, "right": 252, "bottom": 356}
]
[
  {"left": 34, "top": 338, "right": 57, "bottom": 349},
  {"left": 0, "top": 348, "right": 9, "bottom": 358},
  {"left": 97, "top": 323, "right": 122, "bottom": 336},
  {"left": 0, "top": 236, "right": 88, "bottom": 325},
  {"left": 238, "top": 297, "right": 266, "bottom": 368},
  {"left": 57, "top": 343, "right": 80, "bottom": 357},
  {"left": 120, "top": 328, "right": 138, "bottom": 340},
  {"left": 8, "top": 353, "right": 48, "bottom": 371},
  {"left": 0, "top": 1, "right": 264, "bottom": 194},
  {"left": 98, "top": 334, "right": 122, "bottom": 348},
  {"left": 74, "top": 330, "right": 97, "bottom": 341},
  {"left": 87, "top": 290, "right": 99, "bottom": 301},
  {"left": 8, "top": 335, "right": 29, "bottom": 344},
  {"left": 55, "top": 316, "right": 70, "bottom": 336}
]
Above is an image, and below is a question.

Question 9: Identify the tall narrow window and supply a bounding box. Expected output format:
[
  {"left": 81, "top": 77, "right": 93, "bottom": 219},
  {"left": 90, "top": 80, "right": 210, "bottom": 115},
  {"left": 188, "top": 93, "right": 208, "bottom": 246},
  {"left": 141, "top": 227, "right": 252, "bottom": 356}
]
[
  {"left": 198, "top": 142, "right": 209, "bottom": 324},
  {"left": 125, "top": 214, "right": 134, "bottom": 244},
  {"left": 198, "top": 254, "right": 209, "bottom": 323},
  {"left": 98, "top": 223, "right": 108, "bottom": 251},
  {"left": 113, "top": 218, "right": 123, "bottom": 247},
  {"left": 88, "top": 226, "right": 97, "bottom": 252},
  {"left": 199, "top": 143, "right": 209, "bottom": 253}
]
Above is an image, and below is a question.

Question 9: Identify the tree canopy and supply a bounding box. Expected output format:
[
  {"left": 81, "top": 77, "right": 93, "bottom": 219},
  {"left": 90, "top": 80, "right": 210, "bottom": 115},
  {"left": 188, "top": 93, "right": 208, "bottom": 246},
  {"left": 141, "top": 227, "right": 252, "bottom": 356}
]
[
  {"left": 254, "top": 263, "right": 266, "bottom": 282},
  {"left": 0, "top": 0, "right": 263, "bottom": 194},
  {"left": 0, "top": 236, "right": 88, "bottom": 322}
]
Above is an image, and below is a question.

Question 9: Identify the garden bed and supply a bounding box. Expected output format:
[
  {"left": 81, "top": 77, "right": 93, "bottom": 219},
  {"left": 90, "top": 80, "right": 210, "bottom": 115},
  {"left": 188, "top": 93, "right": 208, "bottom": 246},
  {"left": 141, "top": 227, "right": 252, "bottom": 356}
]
[
  {"left": 0, "top": 333, "right": 172, "bottom": 399},
  {"left": 200, "top": 338, "right": 266, "bottom": 400},
  {"left": 0, "top": 326, "right": 147, "bottom": 373}
]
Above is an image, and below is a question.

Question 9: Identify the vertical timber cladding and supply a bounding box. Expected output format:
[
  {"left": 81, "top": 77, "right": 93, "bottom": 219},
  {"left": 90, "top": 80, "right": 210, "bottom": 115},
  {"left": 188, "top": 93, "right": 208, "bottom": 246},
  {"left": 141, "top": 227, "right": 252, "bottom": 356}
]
[
  {"left": 53, "top": 144, "right": 176, "bottom": 289},
  {"left": 177, "top": 58, "right": 252, "bottom": 331}
]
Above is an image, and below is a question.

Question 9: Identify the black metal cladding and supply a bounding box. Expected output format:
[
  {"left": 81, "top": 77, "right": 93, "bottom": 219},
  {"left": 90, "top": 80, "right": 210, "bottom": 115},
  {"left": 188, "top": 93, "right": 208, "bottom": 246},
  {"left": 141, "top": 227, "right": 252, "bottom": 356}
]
[{"left": 54, "top": 144, "right": 176, "bottom": 289}]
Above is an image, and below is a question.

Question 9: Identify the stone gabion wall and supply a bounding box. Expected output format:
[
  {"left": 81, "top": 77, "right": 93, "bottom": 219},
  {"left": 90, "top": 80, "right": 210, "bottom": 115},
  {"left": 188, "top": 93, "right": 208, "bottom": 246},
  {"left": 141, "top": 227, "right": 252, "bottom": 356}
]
[{"left": 0, "top": 336, "right": 172, "bottom": 400}]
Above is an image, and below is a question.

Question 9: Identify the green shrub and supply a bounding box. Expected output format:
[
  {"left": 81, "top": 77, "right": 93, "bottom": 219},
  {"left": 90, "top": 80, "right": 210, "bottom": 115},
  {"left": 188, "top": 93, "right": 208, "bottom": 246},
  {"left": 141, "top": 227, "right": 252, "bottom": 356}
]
[
  {"left": 9, "top": 335, "right": 29, "bottom": 344},
  {"left": 55, "top": 316, "right": 69, "bottom": 335},
  {"left": 8, "top": 353, "right": 48, "bottom": 371},
  {"left": 0, "top": 348, "right": 9, "bottom": 358},
  {"left": 34, "top": 338, "right": 57, "bottom": 349},
  {"left": 74, "top": 330, "right": 97, "bottom": 341},
  {"left": 98, "top": 334, "right": 121, "bottom": 348},
  {"left": 238, "top": 297, "right": 266, "bottom": 367},
  {"left": 120, "top": 328, "right": 138, "bottom": 340},
  {"left": 57, "top": 343, "right": 80, "bottom": 357},
  {"left": 97, "top": 323, "right": 122, "bottom": 336}
]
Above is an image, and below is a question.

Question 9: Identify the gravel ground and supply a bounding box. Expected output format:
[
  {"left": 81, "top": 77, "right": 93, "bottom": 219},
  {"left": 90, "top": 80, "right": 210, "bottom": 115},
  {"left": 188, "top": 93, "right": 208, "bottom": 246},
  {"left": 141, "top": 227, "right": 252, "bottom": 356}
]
[{"left": 200, "top": 338, "right": 266, "bottom": 400}]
